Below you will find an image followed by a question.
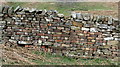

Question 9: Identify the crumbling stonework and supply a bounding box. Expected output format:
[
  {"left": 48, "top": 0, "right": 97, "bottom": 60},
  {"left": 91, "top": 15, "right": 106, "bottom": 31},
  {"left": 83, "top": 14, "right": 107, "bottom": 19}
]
[{"left": 0, "top": 6, "right": 119, "bottom": 59}]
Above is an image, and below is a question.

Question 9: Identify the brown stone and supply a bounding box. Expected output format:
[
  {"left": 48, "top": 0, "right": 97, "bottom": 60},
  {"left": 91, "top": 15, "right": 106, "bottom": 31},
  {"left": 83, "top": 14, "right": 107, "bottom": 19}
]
[
  {"left": 107, "top": 40, "right": 119, "bottom": 45},
  {"left": 72, "top": 21, "right": 83, "bottom": 27}
]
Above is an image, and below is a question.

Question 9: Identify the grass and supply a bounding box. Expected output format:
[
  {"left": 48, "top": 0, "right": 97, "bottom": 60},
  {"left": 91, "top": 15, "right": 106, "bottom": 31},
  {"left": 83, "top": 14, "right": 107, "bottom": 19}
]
[
  {"left": 31, "top": 50, "right": 119, "bottom": 65},
  {"left": 32, "top": 50, "right": 77, "bottom": 65},
  {"left": 6, "top": 2, "right": 117, "bottom": 16},
  {"left": 7, "top": 2, "right": 27, "bottom": 8}
]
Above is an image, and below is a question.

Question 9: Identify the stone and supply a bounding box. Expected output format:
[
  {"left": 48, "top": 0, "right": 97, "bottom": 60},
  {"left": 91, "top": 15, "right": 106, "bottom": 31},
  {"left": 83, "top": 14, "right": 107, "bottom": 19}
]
[
  {"left": 62, "top": 44, "right": 70, "bottom": 47},
  {"left": 56, "top": 32, "right": 62, "bottom": 34},
  {"left": 82, "top": 13, "right": 90, "bottom": 21},
  {"left": 95, "top": 42, "right": 103, "bottom": 45},
  {"left": 8, "top": 7, "right": 14, "bottom": 14},
  {"left": 57, "top": 27, "right": 64, "bottom": 30},
  {"left": 84, "top": 24, "right": 92, "bottom": 27},
  {"left": 108, "top": 17, "right": 113, "bottom": 24},
  {"left": 0, "top": 21, "right": 6, "bottom": 24},
  {"left": 107, "top": 40, "right": 119, "bottom": 45},
  {"left": 65, "top": 22, "right": 72, "bottom": 26},
  {"left": 14, "top": 6, "right": 20, "bottom": 12},
  {"left": 65, "top": 37, "right": 68, "bottom": 40},
  {"left": 71, "top": 26, "right": 80, "bottom": 30},
  {"left": 90, "top": 28, "right": 98, "bottom": 32},
  {"left": 77, "top": 33, "right": 84, "bottom": 36},
  {"left": 18, "top": 41, "right": 32, "bottom": 44},
  {"left": 91, "top": 40, "right": 96, "bottom": 42},
  {"left": 9, "top": 39, "right": 17, "bottom": 43},
  {"left": 75, "top": 19, "right": 82, "bottom": 22},
  {"left": 57, "top": 13, "right": 64, "bottom": 17},
  {"left": 0, "top": 5, "right": 3, "bottom": 13},
  {"left": 43, "top": 42, "right": 52, "bottom": 45},
  {"left": 45, "top": 17, "right": 52, "bottom": 22},
  {"left": 104, "top": 37, "right": 114, "bottom": 40},
  {"left": 99, "top": 24, "right": 108, "bottom": 29},
  {"left": 0, "top": 14, "right": 3, "bottom": 17},
  {"left": 93, "top": 15, "right": 98, "bottom": 21},
  {"left": 114, "top": 38, "right": 120, "bottom": 41},
  {"left": 108, "top": 26, "right": 115, "bottom": 29},
  {"left": 81, "top": 27, "right": 89, "bottom": 31},
  {"left": 54, "top": 43, "right": 61, "bottom": 47},
  {"left": 82, "top": 21, "right": 87, "bottom": 24},
  {"left": 0, "top": 5, "right": 119, "bottom": 59},
  {"left": 107, "top": 29, "right": 112, "bottom": 31},
  {"left": 38, "top": 40, "right": 42, "bottom": 45},
  {"left": 87, "top": 37, "right": 95, "bottom": 39},
  {"left": 72, "top": 21, "right": 83, "bottom": 27},
  {"left": 76, "top": 13, "right": 83, "bottom": 19},
  {"left": 90, "top": 14, "right": 94, "bottom": 21},
  {"left": 3, "top": 6, "right": 9, "bottom": 14},
  {"left": 71, "top": 12, "right": 76, "bottom": 18}
]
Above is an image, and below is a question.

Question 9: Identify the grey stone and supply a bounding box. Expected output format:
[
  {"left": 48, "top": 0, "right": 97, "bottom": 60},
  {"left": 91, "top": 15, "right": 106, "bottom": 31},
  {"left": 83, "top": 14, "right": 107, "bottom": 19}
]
[
  {"left": 84, "top": 24, "right": 92, "bottom": 27},
  {"left": 104, "top": 37, "right": 114, "bottom": 40},
  {"left": 71, "top": 26, "right": 80, "bottom": 30},
  {"left": 76, "top": 13, "right": 83, "bottom": 19},
  {"left": 8, "top": 7, "right": 14, "bottom": 14},
  {"left": 18, "top": 41, "right": 32, "bottom": 44},
  {"left": 65, "top": 22, "right": 72, "bottom": 26},
  {"left": 82, "top": 13, "right": 90, "bottom": 21},
  {"left": 0, "top": 21, "right": 6, "bottom": 24},
  {"left": 115, "top": 38, "right": 120, "bottom": 41},
  {"left": 71, "top": 12, "right": 76, "bottom": 18},
  {"left": 3, "top": 6, "right": 9, "bottom": 13},
  {"left": 43, "top": 42, "right": 52, "bottom": 45},
  {"left": 14, "top": 6, "right": 20, "bottom": 12},
  {"left": 81, "top": 27, "right": 89, "bottom": 31},
  {"left": 57, "top": 13, "right": 64, "bottom": 17},
  {"left": 99, "top": 24, "right": 108, "bottom": 29},
  {"left": 0, "top": 5, "right": 3, "bottom": 13},
  {"left": 75, "top": 19, "right": 82, "bottom": 22},
  {"left": 108, "top": 17, "right": 113, "bottom": 24},
  {"left": 108, "top": 26, "right": 115, "bottom": 29},
  {"left": 54, "top": 43, "right": 61, "bottom": 47},
  {"left": 16, "top": 12, "right": 25, "bottom": 15},
  {"left": 90, "top": 28, "right": 98, "bottom": 32}
]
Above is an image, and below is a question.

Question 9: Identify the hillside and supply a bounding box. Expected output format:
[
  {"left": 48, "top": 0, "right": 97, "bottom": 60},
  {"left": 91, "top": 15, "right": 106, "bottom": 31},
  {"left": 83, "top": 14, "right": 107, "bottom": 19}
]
[
  {"left": 2, "top": 2, "right": 118, "bottom": 17},
  {"left": 1, "top": 2, "right": 119, "bottom": 65},
  {"left": 2, "top": 44, "right": 119, "bottom": 65}
]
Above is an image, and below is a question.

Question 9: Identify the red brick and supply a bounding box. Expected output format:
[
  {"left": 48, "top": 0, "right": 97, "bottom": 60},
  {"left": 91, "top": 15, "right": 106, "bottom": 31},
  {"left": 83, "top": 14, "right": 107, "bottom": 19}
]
[
  {"left": 37, "top": 33, "right": 45, "bottom": 36},
  {"left": 53, "top": 34, "right": 62, "bottom": 37},
  {"left": 61, "top": 34, "right": 69, "bottom": 37},
  {"left": 70, "top": 41, "right": 77, "bottom": 43},
  {"left": 95, "top": 32, "right": 102, "bottom": 35},
  {"left": 83, "top": 31, "right": 88, "bottom": 34},
  {"left": 87, "top": 42, "right": 94, "bottom": 45},
  {"left": 47, "top": 24, "right": 52, "bottom": 26},
  {"left": 55, "top": 40, "right": 62, "bottom": 42}
]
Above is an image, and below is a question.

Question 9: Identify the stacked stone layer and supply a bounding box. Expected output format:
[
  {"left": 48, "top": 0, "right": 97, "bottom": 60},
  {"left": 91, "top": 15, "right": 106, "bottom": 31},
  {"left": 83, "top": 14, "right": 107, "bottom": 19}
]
[{"left": 0, "top": 6, "right": 119, "bottom": 58}]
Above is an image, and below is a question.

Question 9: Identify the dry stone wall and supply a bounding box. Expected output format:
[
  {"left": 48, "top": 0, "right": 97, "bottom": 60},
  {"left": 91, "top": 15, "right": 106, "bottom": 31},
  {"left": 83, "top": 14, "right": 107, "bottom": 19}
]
[{"left": 0, "top": 6, "right": 119, "bottom": 59}]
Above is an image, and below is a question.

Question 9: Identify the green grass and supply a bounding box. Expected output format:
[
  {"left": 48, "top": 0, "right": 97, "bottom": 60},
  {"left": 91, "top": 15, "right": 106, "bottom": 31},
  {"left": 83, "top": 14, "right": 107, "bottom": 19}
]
[
  {"left": 32, "top": 50, "right": 77, "bottom": 65},
  {"left": 31, "top": 50, "right": 119, "bottom": 65},
  {"left": 7, "top": 2, "right": 27, "bottom": 8},
  {"left": 6, "top": 2, "right": 117, "bottom": 16}
]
